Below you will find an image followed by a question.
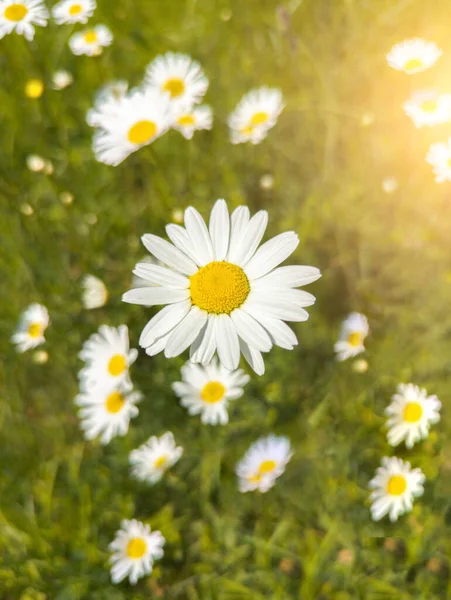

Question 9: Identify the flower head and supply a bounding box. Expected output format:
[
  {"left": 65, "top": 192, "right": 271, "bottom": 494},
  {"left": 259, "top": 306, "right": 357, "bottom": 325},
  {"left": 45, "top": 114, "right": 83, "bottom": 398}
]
[
  {"left": 0, "top": 0, "right": 49, "bottom": 41},
  {"left": 426, "top": 138, "right": 451, "bottom": 183},
  {"left": 172, "top": 105, "right": 213, "bottom": 139},
  {"left": 12, "top": 303, "right": 49, "bottom": 353},
  {"left": 386, "top": 39, "right": 442, "bottom": 74},
  {"left": 52, "top": 69, "right": 73, "bottom": 90},
  {"left": 236, "top": 435, "right": 292, "bottom": 493},
  {"left": 69, "top": 24, "right": 112, "bottom": 56},
  {"left": 52, "top": 0, "right": 95, "bottom": 24},
  {"left": 334, "top": 312, "right": 369, "bottom": 362},
  {"left": 228, "top": 87, "right": 284, "bottom": 145},
  {"left": 81, "top": 274, "right": 108, "bottom": 309},
  {"left": 129, "top": 432, "right": 183, "bottom": 484},
  {"left": 404, "top": 90, "right": 451, "bottom": 128}
]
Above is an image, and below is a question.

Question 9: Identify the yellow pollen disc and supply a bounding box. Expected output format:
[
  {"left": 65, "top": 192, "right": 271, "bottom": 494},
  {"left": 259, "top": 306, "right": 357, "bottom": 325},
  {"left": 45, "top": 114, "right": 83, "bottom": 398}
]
[
  {"left": 177, "top": 114, "right": 195, "bottom": 126},
  {"left": 28, "top": 323, "right": 42, "bottom": 338},
  {"left": 201, "top": 381, "right": 225, "bottom": 404},
  {"left": 387, "top": 474, "right": 407, "bottom": 496},
  {"left": 248, "top": 473, "right": 262, "bottom": 483},
  {"left": 403, "top": 402, "right": 423, "bottom": 423},
  {"left": 258, "top": 459, "right": 277, "bottom": 475},
  {"left": 446, "top": 158, "right": 451, "bottom": 169},
  {"left": 83, "top": 30, "right": 97, "bottom": 43},
  {"left": 189, "top": 261, "right": 250, "bottom": 315},
  {"left": 421, "top": 99, "right": 438, "bottom": 113},
  {"left": 404, "top": 57, "right": 423, "bottom": 71},
  {"left": 105, "top": 391, "right": 125, "bottom": 413},
  {"left": 153, "top": 455, "right": 167, "bottom": 469},
  {"left": 25, "top": 79, "right": 44, "bottom": 99},
  {"left": 162, "top": 77, "right": 185, "bottom": 98},
  {"left": 108, "top": 354, "right": 126, "bottom": 376},
  {"left": 250, "top": 111, "right": 269, "bottom": 126},
  {"left": 126, "top": 537, "right": 147, "bottom": 559},
  {"left": 347, "top": 331, "right": 362, "bottom": 347},
  {"left": 127, "top": 120, "right": 157, "bottom": 145},
  {"left": 69, "top": 3, "right": 82, "bottom": 15},
  {"left": 4, "top": 3, "right": 28, "bottom": 20}
]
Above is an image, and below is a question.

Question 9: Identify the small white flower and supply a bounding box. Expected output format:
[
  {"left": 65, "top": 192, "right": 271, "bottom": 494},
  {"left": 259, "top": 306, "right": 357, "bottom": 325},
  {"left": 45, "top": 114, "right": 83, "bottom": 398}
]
[
  {"left": 129, "top": 432, "right": 183, "bottom": 484},
  {"left": 172, "top": 105, "right": 213, "bottom": 139},
  {"left": 334, "top": 312, "right": 369, "bottom": 362},
  {"left": 403, "top": 90, "right": 451, "bottom": 128},
  {"left": 11, "top": 303, "right": 49, "bottom": 353},
  {"left": 0, "top": 0, "right": 49, "bottom": 41},
  {"left": 52, "top": 0, "right": 95, "bottom": 24},
  {"left": 386, "top": 39, "right": 442, "bottom": 74},
  {"left": 369, "top": 456, "right": 425, "bottom": 522},
  {"left": 109, "top": 519, "right": 165, "bottom": 585},
  {"left": 426, "top": 138, "right": 451, "bottom": 183},
  {"left": 86, "top": 80, "right": 128, "bottom": 127},
  {"left": 69, "top": 24, "right": 112, "bottom": 56},
  {"left": 52, "top": 69, "right": 73, "bottom": 90},
  {"left": 381, "top": 176, "right": 398, "bottom": 194},
  {"left": 78, "top": 324, "right": 138, "bottom": 392},
  {"left": 228, "top": 87, "right": 284, "bottom": 145},
  {"left": 172, "top": 358, "right": 249, "bottom": 425},
  {"left": 385, "top": 383, "right": 441, "bottom": 449},
  {"left": 26, "top": 154, "right": 46, "bottom": 172},
  {"left": 81, "top": 274, "right": 108, "bottom": 309},
  {"left": 236, "top": 435, "right": 292, "bottom": 493}
]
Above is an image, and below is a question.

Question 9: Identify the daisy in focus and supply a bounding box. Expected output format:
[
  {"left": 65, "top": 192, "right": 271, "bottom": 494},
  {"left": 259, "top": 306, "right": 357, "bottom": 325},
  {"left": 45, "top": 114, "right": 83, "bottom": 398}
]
[
  {"left": 228, "top": 87, "right": 284, "bottom": 145},
  {"left": 385, "top": 383, "right": 441, "bottom": 449},
  {"left": 81, "top": 274, "right": 108, "bottom": 309},
  {"left": 86, "top": 80, "right": 128, "bottom": 127},
  {"left": 78, "top": 324, "right": 138, "bottom": 391},
  {"left": 109, "top": 519, "right": 165, "bottom": 585},
  {"left": 369, "top": 456, "right": 425, "bottom": 522},
  {"left": 403, "top": 90, "right": 451, "bottom": 128},
  {"left": 236, "top": 435, "right": 293, "bottom": 493},
  {"left": 75, "top": 382, "right": 141, "bottom": 445},
  {"left": 69, "top": 24, "right": 112, "bottom": 56},
  {"left": 0, "top": 0, "right": 48, "bottom": 40},
  {"left": 426, "top": 138, "right": 451, "bottom": 183},
  {"left": 129, "top": 432, "right": 183, "bottom": 484},
  {"left": 122, "top": 199, "right": 321, "bottom": 375},
  {"left": 172, "top": 105, "right": 213, "bottom": 139},
  {"left": 386, "top": 39, "right": 442, "bottom": 74},
  {"left": 334, "top": 312, "right": 369, "bottom": 362},
  {"left": 52, "top": 0, "right": 95, "bottom": 24},
  {"left": 172, "top": 358, "right": 249, "bottom": 425},
  {"left": 12, "top": 303, "right": 49, "bottom": 353}
]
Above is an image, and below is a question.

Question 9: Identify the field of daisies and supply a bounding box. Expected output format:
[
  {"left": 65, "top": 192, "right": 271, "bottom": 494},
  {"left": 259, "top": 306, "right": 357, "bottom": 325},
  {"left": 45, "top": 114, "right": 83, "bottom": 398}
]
[{"left": 3, "top": 0, "right": 451, "bottom": 598}]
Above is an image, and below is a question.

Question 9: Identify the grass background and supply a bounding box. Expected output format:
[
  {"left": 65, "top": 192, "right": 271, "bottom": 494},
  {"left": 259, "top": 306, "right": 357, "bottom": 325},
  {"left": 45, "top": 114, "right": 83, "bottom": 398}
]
[{"left": 1, "top": 0, "right": 451, "bottom": 598}]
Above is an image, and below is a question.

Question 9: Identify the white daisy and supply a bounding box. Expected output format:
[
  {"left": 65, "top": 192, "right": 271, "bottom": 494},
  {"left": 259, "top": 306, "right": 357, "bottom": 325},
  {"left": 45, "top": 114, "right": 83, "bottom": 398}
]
[
  {"left": 334, "top": 312, "right": 369, "bottom": 362},
  {"left": 11, "top": 303, "right": 49, "bottom": 353},
  {"left": 0, "top": 0, "right": 48, "bottom": 41},
  {"left": 386, "top": 39, "right": 442, "bottom": 74},
  {"left": 69, "top": 24, "right": 112, "bottom": 56},
  {"left": 426, "top": 138, "right": 451, "bottom": 183},
  {"left": 385, "top": 383, "right": 441, "bottom": 449},
  {"left": 172, "top": 105, "right": 213, "bottom": 140},
  {"left": 172, "top": 358, "right": 249, "bottom": 425},
  {"left": 369, "top": 456, "right": 425, "bottom": 522},
  {"left": 228, "top": 87, "right": 284, "bottom": 145},
  {"left": 26, "top": 154, "right": 46, "bottom": 172},
  {"left": 86, "top": 80, "right": 128, "bottom": 127},
  {"left": 109, "top": 519, "right": 165, "bottom": 585},
  {"left": 236, "top": 435, "right": 293, "bottom": 493},
  {"left": 129, "top": 432, "right": 183, "bottom": 484},
  {"left": 403, "top": 90, "right": 451, "bottom": 128},
  {"left": 122, "top": 199, "right": 321, "bottom": 375},
  {"left": 52, "top": 69, "right": 73, "bottom": 90},
  {"left": 75, "top": 382, "right": 141, "bottom": 445},
  {"left": 52, "top": 0, "right": 95, "bottom": 24},
  {"left": 90, "top": 88, "right": 173, "bottom": 166},
  {"left": 78, "top": 324, "right": 138, "bottom": 392},
  {"left": 145, "top": 52, "right": 209, "bottom": 109},
  {"left": 81, "top": 274, "right": 108, "bottom": 309}
]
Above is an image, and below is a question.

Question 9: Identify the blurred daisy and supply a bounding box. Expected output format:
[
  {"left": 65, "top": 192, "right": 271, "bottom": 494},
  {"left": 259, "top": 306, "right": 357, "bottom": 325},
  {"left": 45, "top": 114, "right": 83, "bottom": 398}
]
[
  {"left": 236, "top": 435, "right": 293, "bottom": 493},
  {"left": 75, "top": 382, "right": 141, "bottom": 445},
  {"left": 172, "top": 358, "right": 249, "bottom": 425},
  {"left": 109, "top": 519, "right": 165, "bottom": 585},
  {"left": 86, "top": 80, "right": 128, "bottom": 127},
  {"left": 403, "top": 90, "right": 451, "bottom": 128},
  {"left": 173, "top": 105, "right": 213, "bottom": 139},
  {"left": 385, "top": 383, "right": 441, "bottom": 449},
  {"left": 52, "top": 0, "right": 95, "bottom": 24},
  {"left": 0, "top": 0, "right": 48, "bottom": 41},
  {"left": 145, "top": 52, "right": 208, "bottom": 108},
  {"left": 52, "top": 69, "right": 73, "bottom": 90},
  {"left": 78, "top": 324, "right": 138, "bottom": 392},
  {"left": 69, "top": 24, "right": 112, "bottom": 56},
  {"left": 369, "top": 456, "right": 425, "bottom": 522},
  {"left": 11, "top": 303, "right": 49, "bottom": 353},
  {"left": 25, "top": 78, "right": 43, "bottom": 98},
  {"left": 426, "top": 138, "right": 451, "bottom": 182},
  {"left": 228, "top": 87, "right": 284, "bottom": 145},
  {"left": 26, "top": 154, "right": 45, "bottom": 172},
  {"left": 386, "top": 39, "right": 442, "bottom": 74},
  {"left": 122, "top": 199, "right": 321, "bottom": 375},
  {"left": 334, "top": 312, "right": 369, "bottom": 362},
  {"left": 129, "top": 432, "right": 183, "bottom": 484},
  {"left": 81, "top": 274, "right": 108, "bottom": 309}
]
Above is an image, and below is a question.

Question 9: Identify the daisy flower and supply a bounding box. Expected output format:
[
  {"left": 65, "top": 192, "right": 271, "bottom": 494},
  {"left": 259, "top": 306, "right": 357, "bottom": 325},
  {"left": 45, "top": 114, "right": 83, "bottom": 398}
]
[
  {"left": 403, "top": 90, "right": 451, "bottom": 128},
  {"left": 385, "top": 383, "right": 441, "bottom": 449},
  {"left": 145, "top": 52, "right": 209, "bottom": 109},
  {"left": 75, "top": 382, "right": 141, "bottom": 445},
  {"left": 78, "top": 324, "right": 138, "bottom": 392},
  {"left": 386, "top": 39, "right": 442, "bottom": 74},
  {"left": 122, "top": 199, "right": 321, "bottom": 375},
  {"left": 236, "top": 435, "right": 292, "bottom": 493},
  {"left": 81, "top": 274, "right": 108, "bottom": 309},
  {"left": 228, "top": 87, "right": 284, "bottom": 145},
  {"left": 0, "top": 0, "right": 48, "bottom": 41},
  {"left": 86, "top": 80, "right": 128, "bottom": 127},
  {"left": 426, "top": 138, "right": 451, "bottom": 183},
  {"left": 52, "top": 0, "right": 95, "bottom": 24},
  {"left": 369, "top": 456, "right": 425, "bottom": 522},
  {"left": 11, "top": 303, "right": 49, "bottom": 353},
  {"left": 109, "top": 519, "right": 165, "bottom": 585},
  {"left": 129, "top": 432, "right": 183, "bottom": 484},
  {"left": 69, "top": 24, "right": 112, "bottom": 56},
  {"left": 172, "top": 105, "right": 213, "bottom": 139},
  {"left": 172, "top": 358, "right": 249, "bottom": 425},
  {"left": 26, "top": 154, "right": 46, "bottom": 172},
  {"left": 334, "top": 312, "right": 369, "bottom": 362},
  {"left": 52, "top": 69, "right": 73, "bottom": 90}
]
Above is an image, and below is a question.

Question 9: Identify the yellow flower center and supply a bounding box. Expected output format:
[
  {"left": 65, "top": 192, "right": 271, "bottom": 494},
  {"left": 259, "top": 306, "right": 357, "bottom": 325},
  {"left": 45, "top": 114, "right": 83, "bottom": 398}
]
[
  {"left": 189, "top": 261, "right": 250, "bottom": 315},
  {"left": 28, "top": 323, "right": 42, "bottom": 338},
  {"left": 107, "top": 354, "right": 126, "bottom": 376},
  {"left": 105, "top": 391, "right": 125, "bottom": 414},
  {"left": 162, "top": 77, "right": 185, "bottom": 98},
  {"left": 403, "top": 402, "right": 423, "bottom": 423},
  {"left": 387, "top": 474, "right": 407, "bottom": 496},
  {"left": 127, "top": 120, "right": 157, "bottom": 145},
  {"left": 69, "top": 3, "right": 82, "bottom": 15},
  {"left": 201, "top": 381, "right": 225, "bottom": 404},
  {"left": 421, "top": 99, "right": 438, "bottom": 113},
  {"left": 258, "top": 459, "right": 277, "bottom": 474},
  {"left": 177, "top": 114, "right": 195, "bottom": 126},
  {"left": 446, "top": 158, "right": 451, "bottom": 169},
  {"left": 126, "top": 537, "right": 147, "bottom": 559},
  {"left": 25, "top": 79, "right": 44, "bottom": 99},
  {"left": 83, "top": 30, "right": 98, "bottom": 43},
  {"left": 4, "top": 3, "right": 28, "bottom": 21},
  {"left": 404, "top": 57, "right": 423, "bottom": 72},
  {"left": 153, "top": 455, "right": 167, "bottom": 469},
  {"left": 347, "top": 331, "right": 362, "bottom": 347},
  {"left": 250, "top": 111, "right": 269, "bottom": 126}
]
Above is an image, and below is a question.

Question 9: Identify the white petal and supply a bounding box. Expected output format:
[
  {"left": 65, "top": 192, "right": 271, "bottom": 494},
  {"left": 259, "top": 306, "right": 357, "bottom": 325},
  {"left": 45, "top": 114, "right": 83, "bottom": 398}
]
[
  {"left": 184, "top": 207, "right": 214, "bottom": 266},
  {"left": 230, "top": 308, "right": 272, "bottom": 352},
  {"left": 215, "top": 314, "right": 240, "bottom": 370},
  {"left": 228, "top": 210, "right": 267, "bottom": 265},
  {"left": 122, "top": 287, "right": 189, "bottom": 306},
  {"left": 165, "top": 224, "right": 203, "bottom": 265},
  {"left": 245, "top": 292, "right": 309, "bottom": 322},
  {"left": 227, "top": 206, "right": 250, "bottom": 263},
  {"left": 133, "top": 263, "right": 189, "bottom": 288},
  {"left": 164, "top": 306, "right": 208, "bottom": 358},
  {"left": 243, "top": 232, "right": 299, "bottom": 279},
  {"left": 142, "top": 234, "right": 197, "bottom": 275},
  {"left": 239, "top": 339, "right": 265, "bottom": 375},
  {"left": 190, "top": 316, "right": 217, "bottom": 364},
  {"left": 209, "top": 199, "right": 230, "bottom": 261},
  {"left": 139, "top": 300, "right": 191, "bottom": 347},
  {"left": 247, "top": 309, "right": 298, "bottom": 349},
  {"left": 253, "top": 265, "right": 321, "bottom": 288}
]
